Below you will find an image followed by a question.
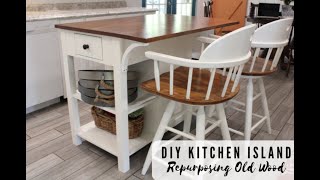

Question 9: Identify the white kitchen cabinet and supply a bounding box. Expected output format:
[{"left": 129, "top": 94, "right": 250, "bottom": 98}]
[{"left": 26, "top": 21, "right": 64, "bottom": 109}]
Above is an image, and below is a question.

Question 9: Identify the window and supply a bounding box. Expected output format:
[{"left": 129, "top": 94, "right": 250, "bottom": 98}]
[{"left": 142, "top": 0, "right": 196, "bottom": 16}]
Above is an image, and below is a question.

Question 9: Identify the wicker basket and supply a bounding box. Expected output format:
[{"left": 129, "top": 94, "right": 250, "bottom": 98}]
[{"left": 91, "top": 106, "right": 144, "bottom": 139}]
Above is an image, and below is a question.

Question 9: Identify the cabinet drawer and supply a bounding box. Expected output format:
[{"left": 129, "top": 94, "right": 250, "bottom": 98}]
[{"left": 75, "top": 33, "right": 103, "bottom": 60}]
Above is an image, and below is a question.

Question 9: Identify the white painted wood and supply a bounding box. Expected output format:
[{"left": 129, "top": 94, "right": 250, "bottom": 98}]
[
  {"left": 216, "top": 103, "right": 231, "bottom": 140},
  {"left": 58, "top": 18, "right": 84, "bottom": 99},
  {"left": 62, "top": 53, "right": 83, "bottom": 145},
  {"left": 140, "top": 27, "right": 255, "bottom": 171},
  {"left": 208, "top": 34, "right": 221, "bottom": 39},
  {"left": 229, "top": 128, "right": 245, "bottom": 136},
  {"left": 222, "top": 67, "right": 234, "bottom": 97},
  {"left": 199, "top": 24, "right": 256, "bottom": 65},
  {"left": 222, "top": 68, "right": 226, "bottom": 76},
  {"left": 170, "top": 64, "right": 174, "bottom": 95},
  {"left": 244, "top": 77, "right": 254, "bottom": 140},
  {"left": 230, "top": 99, "right": 245, "bottom": 106},
  {"left": 26, "top": 26, "right": 64, "bottom": 108},
  {"left": 77, "top": 121, "right": 154, "bottom": 156},
  {"left": 205, "top": 105, "right": 216, "bottom": 118},
  {"left": 252, "top": 18, "right": 293, "bottom": 48},
  {"left": 232, "top": 66, "right": 239, "bottom": 80},
  {"left": 59, "top": 18, "right": 254, "bottom": 174},
  {"left": 262, "top": 48, "right": 273, "bottom": 72},
  {"left": 186, "top": 67, "right": 193, "bottom": 99},
  {"left": 165, "top": 126, "right": 196, "bottom": 140},
  {"left": 271, "top": 46, "right": 284, "bottom": 70},
  {"left": 59, "top": 29, "right": 196, "bottom": 172},
  {"left": 232, "top": 64, "right": 244, "bottom": 92},
  {"left": 74, "top": 33, "right": 103, "bottom": 60},
  {"left": 122, "top": 42, "right": 149, "bottom": 72},
  {"left": 196, "top": 106, "right": 206, "bottom": 140},
  {"left": 141, "top": 101, "right": 176, "bottom": 175},
  {"left": 225, "top": 18, "right": 293, "bottom": 140},
  {"left": 251, "top": 116, "right": 268, "bottom": 131},
  {"left": 252, "top": 93, "right": 262, "bottom": 101},
  {"left": 111, "top": 36, "right": 130, "bottom": 172},
  {"left": 183, "top": 105, "right": 192, "bottom": 140},
  {"left": 250, "top": 48, "right": 260, "bottom": 72},
  {"left": 258, "top": 78, "right": 272, "bottom": 133},
  {"left": 205, "top": 68, "right": 216, "bottom": 100},
  {"left": 154, "top": 60, "right": 160, "bottom": 91},
  {"left": 204, "top": 118, "right": 221, "bottom": 135}
]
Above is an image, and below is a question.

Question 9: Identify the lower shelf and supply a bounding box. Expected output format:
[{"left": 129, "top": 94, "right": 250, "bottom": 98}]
[{"left": 77, "top": 121, "right": 154, "bottom": 157}]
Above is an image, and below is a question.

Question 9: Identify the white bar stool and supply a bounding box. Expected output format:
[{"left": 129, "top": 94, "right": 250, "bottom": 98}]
[
  {"left": 140, "top": 24, "right": 256, "bottom": 175},
  {"left": 199, "top": 18, "right": 294, "bottom": 140}
]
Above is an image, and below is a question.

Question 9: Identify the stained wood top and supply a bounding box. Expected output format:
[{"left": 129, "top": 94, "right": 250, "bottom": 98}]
[
  {"left": 242, "top": 56, "right": 277, "bottom": 76},
  {"left": 55, "top": 14, "right": 238, "bottom": 43},
  {"left": 140, "top": 67, "right": 240, "bottom": 105}
]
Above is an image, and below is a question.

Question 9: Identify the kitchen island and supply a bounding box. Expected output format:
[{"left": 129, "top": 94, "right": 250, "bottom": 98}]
[{"left": 55, "top": 14, "right": 238, "bottom": 173}]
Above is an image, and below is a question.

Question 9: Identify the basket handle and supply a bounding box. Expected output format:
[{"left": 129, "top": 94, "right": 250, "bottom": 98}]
[
  {"left": 94, "top": 96, "right": 115, "bottom": 105},
  {"left": 95, "top": 85, "right": 115, "bottom": 99},
  {"left": 99, "top": 75, "right": 113, "bottom": 90}
]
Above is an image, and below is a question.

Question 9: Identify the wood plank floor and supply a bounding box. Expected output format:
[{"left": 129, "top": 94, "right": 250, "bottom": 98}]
[{"left": 26, "top": 69, "right": 294, "bottom": 180}]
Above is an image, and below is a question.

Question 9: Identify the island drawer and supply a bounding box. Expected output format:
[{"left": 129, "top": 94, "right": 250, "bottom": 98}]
[{"left": 75, "top": 33, "right": 103, "bottom": 60}]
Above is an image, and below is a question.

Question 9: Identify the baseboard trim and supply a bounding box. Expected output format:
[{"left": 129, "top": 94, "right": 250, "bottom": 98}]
[{"left": 26, "top": 97, "right": 62, "bottom": 114}]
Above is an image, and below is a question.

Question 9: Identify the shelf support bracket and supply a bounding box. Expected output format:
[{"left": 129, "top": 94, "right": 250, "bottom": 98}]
[{"left": 121, "top": 42, "right": 149, "bottom": 72}]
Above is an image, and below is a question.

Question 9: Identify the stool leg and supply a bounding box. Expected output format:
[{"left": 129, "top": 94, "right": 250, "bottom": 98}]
[
  {"left": 196, "top": 106, "right": 206, "bottom": 140},
  {"left": 216, "top": 103, "right": 231, "bottom": 140},
  {"left": 205, "top": 105, "right": 216, "bottom": 118},
  {"left": 258, "top": 78, "right": 272, "bottom": 134},
  {"left": 183, "top": 105, "right": 193, "bottom": 140},
  {"left": 195, "top": 106, "right": 206, "bottom": 180},
  {"left": 141, "top": 100, "right": 176, "bottom": 175},
  {"left": 244, "top": 78, "right": 254, "bottom": 140}
]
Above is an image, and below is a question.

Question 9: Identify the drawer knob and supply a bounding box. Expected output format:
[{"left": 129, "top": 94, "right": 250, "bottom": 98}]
[{"left": 83, "top": 44, "right": 89, "bottom": 50}]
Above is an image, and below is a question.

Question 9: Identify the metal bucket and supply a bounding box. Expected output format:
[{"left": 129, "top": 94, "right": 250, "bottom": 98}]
[
  {"left": 78, "top": 82, "right": 137, "bottom": 98},
  {"left": 78, "top": 79, "right": 138, "bottom": 90},
  {"left": 78, "top": 70, "right": 138, "bottom": 81},
  {"left": 80, "top": 88, "right": 138, "bottom": 107}
]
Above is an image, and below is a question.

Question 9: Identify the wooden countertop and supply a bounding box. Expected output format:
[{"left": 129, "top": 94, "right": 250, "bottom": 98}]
[{"left": 55, "top": 14, "right": 238, "bottom": 43}]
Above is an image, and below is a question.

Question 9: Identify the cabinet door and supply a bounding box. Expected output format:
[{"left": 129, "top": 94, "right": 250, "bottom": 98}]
[{"left": 26, "top": 30, "right": 64, "bottom": 108}]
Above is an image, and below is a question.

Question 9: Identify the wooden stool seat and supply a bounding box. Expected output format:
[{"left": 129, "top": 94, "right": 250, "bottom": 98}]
[
  {"left": 242, "top": 56, "right": 277, "bottom": 76},
  {"left": 140, "top": 67, "right": 240, "bottom": 105}
]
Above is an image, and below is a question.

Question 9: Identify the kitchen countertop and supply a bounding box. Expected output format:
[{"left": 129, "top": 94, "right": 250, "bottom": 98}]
[
  {"left": 26, "top": 7, "right": 157, "bottom": 22},
  {"left": 56, "top": 14, "right": 238, "bottom": 43}
]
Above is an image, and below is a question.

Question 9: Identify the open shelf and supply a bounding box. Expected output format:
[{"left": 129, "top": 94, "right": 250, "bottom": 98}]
[
  {"left": 77, "top": 121, "right": 154, "bottom": 156},
  {"left": 73, "top": 91, "right": 156, "bottom": 114}
]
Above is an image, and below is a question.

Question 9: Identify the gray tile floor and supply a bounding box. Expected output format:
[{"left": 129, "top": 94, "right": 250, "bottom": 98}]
[{"left": 26, "top": 69, "right": 294, "bottom": 180}]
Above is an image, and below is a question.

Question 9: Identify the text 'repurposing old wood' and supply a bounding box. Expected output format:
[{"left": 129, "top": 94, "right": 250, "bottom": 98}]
[{"left": 55, "top": 14, "right": 238, "bottom": 43}]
